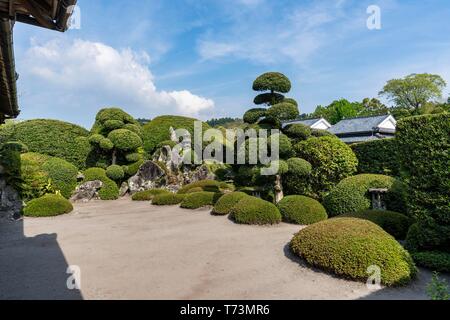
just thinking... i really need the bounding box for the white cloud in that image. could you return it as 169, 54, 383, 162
22, 38, 214, 119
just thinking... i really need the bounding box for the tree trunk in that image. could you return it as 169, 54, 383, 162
112, 149, 117, 165
274, 174, 284, 203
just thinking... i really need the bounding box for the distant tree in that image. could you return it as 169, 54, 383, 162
379, 73, 446, 111
206, 117, 242, 127
136, 118, 151, 125
312, 99, 362, 124
253, 72, 292, 106
359, 98, 389, 116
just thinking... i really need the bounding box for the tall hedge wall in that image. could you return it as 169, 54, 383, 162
1, 119, 91, 169
397, 114, 450, 252
351, 139, 399, 176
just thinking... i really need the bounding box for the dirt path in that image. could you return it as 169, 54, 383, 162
0, 198, 443, 300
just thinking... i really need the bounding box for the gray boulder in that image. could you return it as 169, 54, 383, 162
128, 161, 166, 194
0, 177, 23, 220
70, 180, 103, 203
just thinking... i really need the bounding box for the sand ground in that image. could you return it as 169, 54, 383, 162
0, 198, 445, 300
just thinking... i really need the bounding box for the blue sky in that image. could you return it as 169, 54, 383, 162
12, 0, 450, 128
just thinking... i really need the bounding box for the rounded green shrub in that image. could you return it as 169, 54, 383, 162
132, 189, 170, 201
106, 165, 125, 181
104, 120, 124, 131
124, 160, 144, 176
4, 119, 90, 169
230, 196, 282, 225
42, 157, 78, 199
278, 195, 327, 225
177, 180, 234, 194
152, 193, 186, 206
125, 153, 143, 163
23, 194, 73, 217
340, 210, 412, 240
156, 140, 177, 149
253, 72, 291, 93
290, 218, 417, 286
180, 192, 222, 209
123, 124, 143, 138
243, 108, 268, 124
83, 168, 119, 200
142, 115, 210, 153
283, 124, 312, 141
212, 192, 249, 215
287, 158, 312, 176
323, 174, 405, 217
92, 108, 138, 134
99, 138, 114, 151
253, 93, 284, 106
267, 103, 299, 121
2, 141, 28, 153
269, 133, 294, 159
20, 153, 51, 201
411, 251, 450, 273
296, 136, 358, 196
108, 129, 143, 151
89, 134, 104, 145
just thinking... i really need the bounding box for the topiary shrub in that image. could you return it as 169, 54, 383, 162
243, 108, 268, 124
83, 168, 119, 200
107, 129, 143, 152
180, 192, 222, 209
2, 119, 91, 169
397, 114, 450, 253
177, 180, 234, 194
42, 157, 78, 199
411, 251, 450, 273
340, 210, 412, 240
132, 189, 170, 201
283, 124, 312, 142
106, 165, 125, 181
282, 158, 312, 196
142, 115, 210, 153
278, 195, 327, 225
230, 196, 282, 225
23, 194, 73, 217
267, 103, 299, 122
295, 136, 358, 197
212, 192, 249, 216
290, 218, 417, 286
269, 133, 294, 159
351, 139, 399, 176
323, 174, 406, 217
152, 193, 186, 206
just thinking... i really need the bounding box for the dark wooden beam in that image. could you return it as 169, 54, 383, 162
19, 0, 55, 30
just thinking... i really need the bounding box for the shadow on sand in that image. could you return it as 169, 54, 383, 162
0, 217, 83, 300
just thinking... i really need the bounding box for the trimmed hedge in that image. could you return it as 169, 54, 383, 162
142, 115, 210, 153
411, 251, 450, 273
83, 168, 119, 200
295, 136, 358, 197
278, 195, 328, 225
269, 133, 295, 159
267, 103, 299, 122
107, 129, 143, 152
106, 165, 125, 181
2, 119, 91, 169
23, 194, 73, 217
243, 108, 267, 124
283, 124, 312, 142
340, 210, 412, 240
42, 157, 78, 199
230, 196, 282, 225
132, 189, 170, 201
397, 114, 450, 253
351, 139, 399, 175
212, 192, 249, 215
323, 174, 407, 217
177, 180, 234, 194
290, 218, 417, 286
180, 192, 222, 209
152, 193, 186, 206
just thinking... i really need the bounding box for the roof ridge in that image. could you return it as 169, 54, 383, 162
339, 114, 391, 121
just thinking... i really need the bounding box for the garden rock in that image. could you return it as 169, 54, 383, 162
119, 182, 129, 197
0, 177, 23, 220
128, 161, 166, 194
70, 180, 103, 202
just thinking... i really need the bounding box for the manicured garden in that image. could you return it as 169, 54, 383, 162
0, 72, 448, 292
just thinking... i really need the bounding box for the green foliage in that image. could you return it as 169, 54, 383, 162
295, 136, 358, 197
243, 108, 267, 124
206, 117, 242, 128
323, 174, 406, 217
83, 168, 119, 200
180, 192, 222, 209
152, 193, 186, 205
413, 252, 450, 273
42, 158, 78, 199
253, 93, 285, 106
283, 124, 312, 142
230, 196, 282, 225
283, 98, 298, 107
23, 194, 73, 217
269, 133, 294, 159
267, 103, 299, 121
124, 159, 144, 176
123, 123, 144, 137
107, 129, 143, 152
253, 72, 291, 94
92, 108, 138, 134
1, 141, 28, 153
286, 158, 312, 176
312, 99, 363, 125
106, 165, 125, 181
0, 143, 22, 192
99, 138, 114, 151
132, 189, 170, 201
212, 192, 249, 216
340, 210, 412, 240
379, 74, 446, 110
397, 114, 450, 252
104, 120, 125, 131
125, 153, 142, 163
19, 153, 51, 201
278, 195, 327, 225
142, 115, 210, 153
177, 180, 234, 194
1, 119, 90, 169
351, 139, 399, 175
427, 272, 450, 300
290, 218, 417, 286
156, 140, 177, 149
